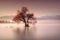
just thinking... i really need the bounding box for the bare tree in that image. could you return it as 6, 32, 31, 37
13, 7, 36, 40
13, 7, 36, 27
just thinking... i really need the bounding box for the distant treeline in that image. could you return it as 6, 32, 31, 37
0, 20, 13, 23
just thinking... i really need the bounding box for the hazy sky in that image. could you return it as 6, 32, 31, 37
0, 0, 60, 17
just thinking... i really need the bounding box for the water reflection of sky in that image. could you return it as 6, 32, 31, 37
0, 20, 60, 39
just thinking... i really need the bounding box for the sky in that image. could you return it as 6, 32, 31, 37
0, 0, 60, 17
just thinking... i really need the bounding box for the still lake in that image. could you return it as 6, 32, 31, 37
0, 20, 60, 40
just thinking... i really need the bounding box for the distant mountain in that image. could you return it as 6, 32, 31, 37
0, 16, 14, 20
36, 15, 60, 20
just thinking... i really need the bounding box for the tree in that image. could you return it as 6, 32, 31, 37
13, 7, 36, 27
13, 7, 37, 39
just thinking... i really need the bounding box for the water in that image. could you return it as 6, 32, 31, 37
0, 20, 60, 40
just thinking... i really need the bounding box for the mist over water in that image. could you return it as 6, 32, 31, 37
0, 20, 60, 40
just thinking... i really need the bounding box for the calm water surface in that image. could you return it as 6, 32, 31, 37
0, 20, 60, 40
